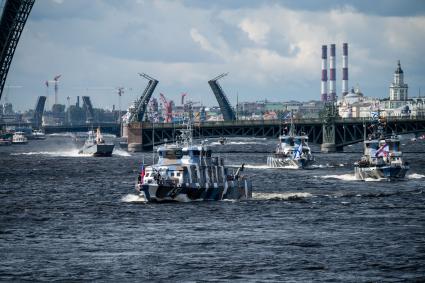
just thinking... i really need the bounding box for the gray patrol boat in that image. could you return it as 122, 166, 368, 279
78, 128, 114, 157
354, 113, 409, 180
135, 124, 252, 202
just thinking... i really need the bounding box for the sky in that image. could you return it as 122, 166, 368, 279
2, 0, 425, 111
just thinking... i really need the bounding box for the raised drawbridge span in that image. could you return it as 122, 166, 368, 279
208, 73, 236, 121
0, 0, 35, 100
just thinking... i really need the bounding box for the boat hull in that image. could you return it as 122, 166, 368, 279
137, 180, 252, 202
0, 139, 12, 146
354, 165, 409, 180
267, 156, 314, 169
79, 144, 115, 157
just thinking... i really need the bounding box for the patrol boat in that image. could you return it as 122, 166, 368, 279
354, 113, 409, 180
267, 117, 314, 169
135, 124, 252, 202
78, 128, 114, 157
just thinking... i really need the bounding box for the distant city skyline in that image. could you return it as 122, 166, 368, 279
3, 0, 425, 111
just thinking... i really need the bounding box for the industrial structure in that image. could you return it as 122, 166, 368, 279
208, 73, 236, 121
329, 44, 336, 102
0, 0, 35, 100
321, 43, 349, 102
342, 43, 349, 96
321, 45, 328, 102
159, 93, 173, 123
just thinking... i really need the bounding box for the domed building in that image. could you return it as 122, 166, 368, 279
337, 85, 375, 118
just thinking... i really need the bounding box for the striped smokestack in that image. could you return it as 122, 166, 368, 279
328, 44, 336, 102
321, 45, 328, 102
342, 43, 348, 96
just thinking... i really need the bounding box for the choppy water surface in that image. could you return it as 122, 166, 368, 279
1, 135, 425, 281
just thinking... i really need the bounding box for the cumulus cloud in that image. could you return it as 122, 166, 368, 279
238, 18, 270, 45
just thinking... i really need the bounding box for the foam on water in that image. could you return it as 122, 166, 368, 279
10, 149, 87, 157
253, 192, 312, 200
312, 163, 343, 168
209, 141, 263, 145
113, 149, 131, 157
318, 174, 357, 181
408, 173, 425, 179
121, 194, 147, 203
319, 174, 389, 182
47, 133, 74, 137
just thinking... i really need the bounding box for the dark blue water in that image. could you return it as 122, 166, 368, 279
1, 135, 425, 282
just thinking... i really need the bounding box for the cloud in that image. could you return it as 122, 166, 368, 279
4, 0, 425, 111
238, 18, 270, 45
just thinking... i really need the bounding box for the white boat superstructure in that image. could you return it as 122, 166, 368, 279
267, 133, 314, 168
32, 129, 46, 140
12, 131, 28, 144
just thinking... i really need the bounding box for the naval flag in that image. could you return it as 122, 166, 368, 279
293, 143, 303, 160
375, 143, 389, 157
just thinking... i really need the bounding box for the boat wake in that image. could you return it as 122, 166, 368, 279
113, 149, 131, 156
312, 163, 345, 168
10, 149, 87, 157
407, 173, 425, 179
209, 141, 260, 146
47, 133, 74, 137
318, 174, 389, 182
121, 194, 147, 203
318, 174, 357, 181
253, 192, 312, 201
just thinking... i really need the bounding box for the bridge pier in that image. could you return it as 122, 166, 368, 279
321, 103, 339, 153
127, 123, 143, 152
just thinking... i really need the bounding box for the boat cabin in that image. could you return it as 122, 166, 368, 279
279, 135, 309, 147
363, 137, 403, 164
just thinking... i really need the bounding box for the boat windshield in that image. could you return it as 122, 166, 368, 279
388, 140, 400, 152
280, 137, 295, 146
158, 149, 183, 159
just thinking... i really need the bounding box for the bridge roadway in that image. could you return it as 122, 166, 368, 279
42, 122, 121, 136
126, 117, 425, 151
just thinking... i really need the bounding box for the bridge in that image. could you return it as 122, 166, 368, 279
0, 0, 35, 100
126, 117, 425, 152
42, 122, 121, 135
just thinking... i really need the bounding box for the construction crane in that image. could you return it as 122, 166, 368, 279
181, 92, 187, 105
53, 75, 61, 105
159, 93, 173, 123
45, 74, 62, 106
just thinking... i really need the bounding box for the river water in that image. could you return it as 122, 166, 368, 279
1, 134, 424, 282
